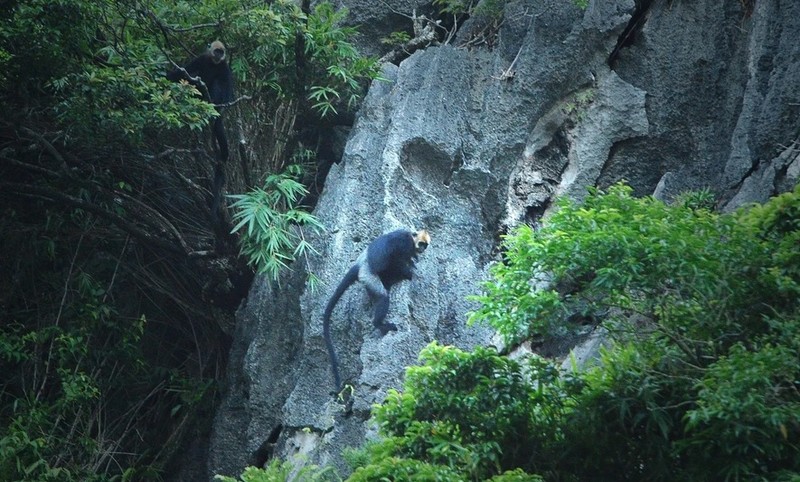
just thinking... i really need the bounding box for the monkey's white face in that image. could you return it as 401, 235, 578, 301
209, 41, 226, 64
414, 230, 431, 253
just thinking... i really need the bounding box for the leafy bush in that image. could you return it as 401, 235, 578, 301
348, 457, 463, 482
53, 65, 217, 147
352, 343, 550, 481
0, 277, 195, 481
224, 0, 380, 117
229, 165, 324, 282
351, 183, 798, 481
488, 469, 544, 482
0, 0, 375, 480
469, 183, 800, 480
216, 458, 338, 482
470, 184, 773, 347
682, 335, 800, 479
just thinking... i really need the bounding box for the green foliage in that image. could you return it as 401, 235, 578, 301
54, 65, 217, 146
348, 459, 542, 482
1, 0, 99, 92
1, 1, 219, 150
681, 334, 800, 480
2, 0, 379, 149
353, 343, 551, 481
474, 0, 509, 19
467, 182, 800, 480
433, 0, 476, 16
561, 88, 596, 123
488, 469, 544, 482
0, 274, 204, 481
229, 165, 324, 281
470, 183, 765, 345
675, 187, 717, 211
381, 31, 412, 46
303, 3, 381, 114
215, 458, 339, 482
1, 0, 375, 479
348, 457, 463, 482
434, 0, 507, 20
222, 0, 380, 117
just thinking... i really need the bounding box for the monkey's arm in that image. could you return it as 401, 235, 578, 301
167, 55, 200, 82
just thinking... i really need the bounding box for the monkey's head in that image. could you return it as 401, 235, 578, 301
413, 230, 431, 254
209, 40, 226, 64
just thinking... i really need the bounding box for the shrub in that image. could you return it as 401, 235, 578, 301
470, 183, 800, 480
354, 343, 552, 481
342, 184, 799, 481
216, 458, 338, 482
347, 457, 463, 482
229, 165, 323, 282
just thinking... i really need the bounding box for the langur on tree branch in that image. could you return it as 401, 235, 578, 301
167, 40, 235, 246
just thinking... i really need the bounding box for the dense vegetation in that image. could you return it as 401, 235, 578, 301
357, 184, 800, 481
224, 184, 799, 481
3, 0, 798, 480
0, 0, 378, 479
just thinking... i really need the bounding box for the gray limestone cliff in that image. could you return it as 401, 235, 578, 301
202, 0, 800, 479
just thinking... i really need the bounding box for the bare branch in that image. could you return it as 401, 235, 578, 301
379, 10, 441, 65
215, 95, 253, 109
20, 127, 69, 171
1, 182, 184, 255
0, 154, 61, 178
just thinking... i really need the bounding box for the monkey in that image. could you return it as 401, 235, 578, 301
167, 40, 235, 249
322, 229, 431, 390
167, 39, 233, 159
167, 40, 234, 107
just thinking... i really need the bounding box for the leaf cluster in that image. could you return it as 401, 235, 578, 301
0, 0, 375, 480
54, 65, 217, 146
471, 184, 767, 347
466, 182, 800, 480
217, 0, 380, 118
215, 457, 338, 482
229, 165, 323, 282
2, 1, 220, 151
0, 273, 208, 481
350, 343, 552, 481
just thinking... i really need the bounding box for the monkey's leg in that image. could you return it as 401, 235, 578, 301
362, 274, 397, 335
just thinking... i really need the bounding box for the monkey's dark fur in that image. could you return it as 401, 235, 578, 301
167, 41, 234, 242
323, 229, 430, 391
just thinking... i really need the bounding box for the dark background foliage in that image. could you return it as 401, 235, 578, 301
0, 0, 377, 479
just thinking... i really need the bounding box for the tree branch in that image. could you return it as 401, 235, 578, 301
1, 182, 184, 255
379, 10, 441, 65
20, 127, 69, 171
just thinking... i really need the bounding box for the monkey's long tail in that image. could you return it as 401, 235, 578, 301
211, 116, 230, 252
212, 116, 229, 163
322, 265, 358, 391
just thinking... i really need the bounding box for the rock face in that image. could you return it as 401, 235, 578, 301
205, 0, 800, 479
326, 0, 433, 57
